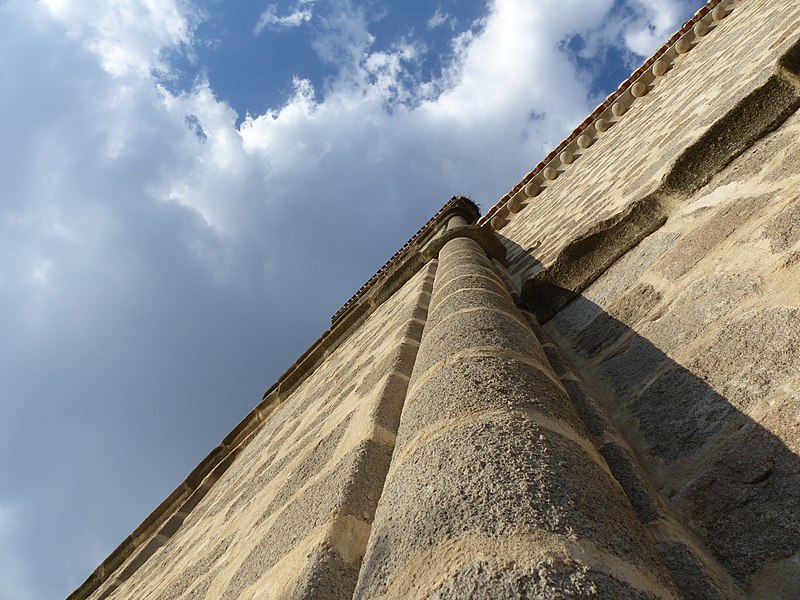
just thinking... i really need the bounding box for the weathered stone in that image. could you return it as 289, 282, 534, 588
573, 283, 661, 358
642, 271, 760, 354
762, 201, 800, 252
599, 443, 664, 524
672, 420, 800, 586
689, 306, 800, 412
655, 540, 733, 600
562, 378, 615, 438
402, 354, 587, 448
596, 336, 668, 399
426, 556, 666, 599
355, 232, 678, 599
632, 365, 732, 463
656, 194, 770, 281
355, 419, 674, 598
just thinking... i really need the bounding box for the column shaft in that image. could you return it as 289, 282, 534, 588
353, 234, 679, 599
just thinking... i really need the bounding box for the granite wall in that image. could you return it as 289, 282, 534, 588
73, 0, 800, 598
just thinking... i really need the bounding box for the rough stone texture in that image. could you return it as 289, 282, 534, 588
670, 419, 800, 584
86, 264, 437, 600
355, 235, 679, 599
499, 0, 800, 286
573, 283, 662, 357
551, 230, 679, 338
425, 560, 666, 600
539, 79, 800, 595
599, 442, 665, 524
75, 3, 800, 599
654, 193, 771, 282
762, 200, 800, 252
632, 365, 733, 463
655, 540, 729, 600
688, 306, 800, 413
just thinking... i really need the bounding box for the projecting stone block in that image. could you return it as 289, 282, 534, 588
577, 133, 594, 148
524, 180, 540, 197
675, 36, 692, 54
631, 81, 649, 98
652, 59, 669, 77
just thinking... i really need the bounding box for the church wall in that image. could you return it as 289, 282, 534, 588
495, 0, 800, 286
489, 0, 800, 594
544, 108, 800, 595
72, 1, 800, 597
86, 263, 437, 600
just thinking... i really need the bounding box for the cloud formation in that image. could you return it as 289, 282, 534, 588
427, 8, 450, 30
0, 0, 700, 597
255, 0, 315, 34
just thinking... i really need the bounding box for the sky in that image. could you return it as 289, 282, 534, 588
0, 0, 704, 597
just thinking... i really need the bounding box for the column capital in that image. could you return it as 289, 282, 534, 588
422, 224, 507, 265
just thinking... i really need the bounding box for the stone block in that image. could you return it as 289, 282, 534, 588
356, 418, 673, 598
599, 443, 664, 524
689, 306, 800, 412
671, 420, 800, 586
413, 307, 541, 375
562, 378, 615, 438
762, 201, 800, 253
656, 194, 770, 281
655, 540, 733, 600
631, 365, 732, 463
596, 336, 668, 399
401, 354, 586, 452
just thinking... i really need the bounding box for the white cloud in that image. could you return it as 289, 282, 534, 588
255, 1, 314, 34
40, 0, 200, 76
0, 0, 699, 597
624, 0, 693, 56
427, 8, 450, 30
571, 0, 694, 64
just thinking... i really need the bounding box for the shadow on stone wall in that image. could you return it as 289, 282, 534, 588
513, 260, 800, 597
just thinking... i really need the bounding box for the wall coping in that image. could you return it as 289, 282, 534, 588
478, 0, 727, 229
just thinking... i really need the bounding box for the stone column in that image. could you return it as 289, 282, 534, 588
353, 226, 680, 598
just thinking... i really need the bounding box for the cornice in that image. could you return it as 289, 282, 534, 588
479, 0, 732, 230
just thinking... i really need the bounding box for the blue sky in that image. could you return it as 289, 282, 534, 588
0, 0, 703, 597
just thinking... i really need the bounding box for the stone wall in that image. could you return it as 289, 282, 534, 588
490, 0, 800, 596
84, 264, 436, 600
73, 0, 800, 597
493, 0, 800, 288
542, 106, 800, 597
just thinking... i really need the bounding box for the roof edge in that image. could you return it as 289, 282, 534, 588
478, 0, 726, 228
68, 195, 480, 600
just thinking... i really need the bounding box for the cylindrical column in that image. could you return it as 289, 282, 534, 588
446, 214, 468, 230
353, 234, 680, 598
